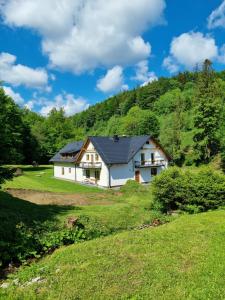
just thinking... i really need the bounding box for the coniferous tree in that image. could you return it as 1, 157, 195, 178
193, 60, 223, 163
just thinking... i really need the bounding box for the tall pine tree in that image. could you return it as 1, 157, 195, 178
193, 60, 223, 163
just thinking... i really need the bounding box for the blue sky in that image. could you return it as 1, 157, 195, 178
0, 0, 225, 115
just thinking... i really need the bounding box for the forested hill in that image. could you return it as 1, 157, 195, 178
0, 60, 225, 168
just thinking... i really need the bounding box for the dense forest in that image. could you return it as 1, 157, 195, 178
1, 60, 225, 169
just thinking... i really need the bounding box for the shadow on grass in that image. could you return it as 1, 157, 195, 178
20, 166, 53, 172
0, 191, 79, 275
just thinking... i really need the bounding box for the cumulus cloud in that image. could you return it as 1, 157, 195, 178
39, 93, 90, 116
97, 66, 126, 93
24, 100, 35, 110
0, 52, 49, 88
162, 56, 179, 74
2, 85, 24, 105
163, 32, 218, 73
208, 1, 225, 29
0, 0, 166, 73
133, 60, 158, 86
218, 44, 225, 64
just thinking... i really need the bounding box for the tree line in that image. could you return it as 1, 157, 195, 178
0, 60, 224, 170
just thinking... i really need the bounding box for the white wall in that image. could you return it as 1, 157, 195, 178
133, 139, 168, 166
110, 160, 134, 187
54, 163, 76, 181
74, 167, 83, 183
79, 141, 109, 187
140, 168, 150, 183
133, 139, 168, 183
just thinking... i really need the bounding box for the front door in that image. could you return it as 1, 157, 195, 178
135, 170, 140, 183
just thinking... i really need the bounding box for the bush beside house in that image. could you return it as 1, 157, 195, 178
152, 167, 225, 213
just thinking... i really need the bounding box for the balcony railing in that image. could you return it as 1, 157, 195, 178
135, 160, 166, 168
79, 162, 102, 169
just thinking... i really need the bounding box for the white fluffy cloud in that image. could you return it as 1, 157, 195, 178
133, 60, 158, 86
162, 56, 179, 74
0, 0, 166, 73
0, 52, 49, 88
97, 66, 126, 93
208, 1, 225, 29
2, 85, 24, 105
163, 32, 218, 73
39, 93, 89, 116
218, 44, 225, 64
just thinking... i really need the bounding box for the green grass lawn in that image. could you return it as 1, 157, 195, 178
3, 165, 102, 193
2, 166, 169, 237
0, 184, 168, 275
2, 165, 224, 299
0, 187, 166, 244
1, 210, 225, 300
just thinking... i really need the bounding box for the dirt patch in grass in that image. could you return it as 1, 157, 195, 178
5, 188, 113, 206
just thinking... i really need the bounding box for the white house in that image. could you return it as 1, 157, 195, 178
50, 135, 170, 188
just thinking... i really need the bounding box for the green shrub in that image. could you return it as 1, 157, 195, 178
152, 167, 225, 213
120, 180, 147, 194
0, 166, 14, 186
0, 221, 85, 267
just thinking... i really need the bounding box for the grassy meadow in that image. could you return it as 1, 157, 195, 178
3, 165, 101, 193
1, 166, 167, 235
1, 165, 225, 299
1, 210, 225, 299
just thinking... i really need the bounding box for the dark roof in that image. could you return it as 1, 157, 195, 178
89, 136, 150, 164
59, 141, 83, 154
50, 141, 83, 163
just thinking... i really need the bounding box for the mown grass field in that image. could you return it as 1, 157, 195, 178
1, 210, 225, 299
3, 165, 101, 193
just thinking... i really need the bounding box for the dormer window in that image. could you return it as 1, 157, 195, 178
95, 154, 99, 161
86, 154, 89, 161
146, 141, 150, 144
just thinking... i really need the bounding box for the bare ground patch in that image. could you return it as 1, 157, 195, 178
5, 188, 114, 206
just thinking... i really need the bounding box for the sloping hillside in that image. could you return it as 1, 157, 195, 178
1, 63, 225, 168
1, 210, 225, 299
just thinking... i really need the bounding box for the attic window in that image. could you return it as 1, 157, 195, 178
95, 154, 99, 161
86, 154, 89, 161
146, 141, 150, 144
